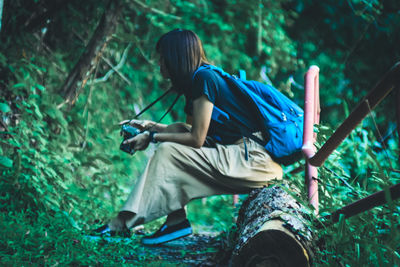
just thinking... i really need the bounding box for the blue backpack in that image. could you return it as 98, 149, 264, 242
193, 65, 304, 165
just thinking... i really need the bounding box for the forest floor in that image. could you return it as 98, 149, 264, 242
126, 233, 227, 266
88, 230, 230, 266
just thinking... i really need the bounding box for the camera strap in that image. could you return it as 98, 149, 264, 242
133, 87, 181, 129
134, 88, 173, 118
154, 93, 181, 124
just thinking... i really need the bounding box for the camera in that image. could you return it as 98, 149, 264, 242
120, 124, 141, 155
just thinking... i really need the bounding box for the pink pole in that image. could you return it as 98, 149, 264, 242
303, 66, 320, 214
233, 194, 239, 206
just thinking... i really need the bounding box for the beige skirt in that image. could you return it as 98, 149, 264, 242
121, 135, 283, 228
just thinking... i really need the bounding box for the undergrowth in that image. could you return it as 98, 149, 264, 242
1, 0, 400, 265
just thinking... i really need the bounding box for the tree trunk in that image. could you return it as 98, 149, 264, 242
60, 0, 122, 106
230, 186, 313, 267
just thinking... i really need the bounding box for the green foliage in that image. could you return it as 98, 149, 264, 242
286, 0, 400, 127
285, 121, 400, 266
1, 0, 399, 265
187, 195, 237, 232
0, 210, 157, 266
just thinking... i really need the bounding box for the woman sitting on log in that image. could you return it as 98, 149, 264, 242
93, 29, 283, 245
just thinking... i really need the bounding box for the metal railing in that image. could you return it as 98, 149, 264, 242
303, 62, 400, 220
303, 66, 320, 213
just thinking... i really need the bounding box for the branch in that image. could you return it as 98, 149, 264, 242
259, 66, 273, 86
343, 21, 372, 65
289, 75, 304, 90
133, 36, 155, 65
131, 0, 182, 20
81, 62, 99, 150
87, 44, 132, 85
59, 0, 123, 106
71, 30, 131, 85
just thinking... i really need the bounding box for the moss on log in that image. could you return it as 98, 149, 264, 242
230, 186, 313, 267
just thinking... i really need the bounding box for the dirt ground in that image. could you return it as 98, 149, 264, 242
125, 233, 231, 266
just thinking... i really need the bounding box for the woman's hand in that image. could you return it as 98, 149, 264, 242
123, 131, 150, 151
119, 119, 155, 131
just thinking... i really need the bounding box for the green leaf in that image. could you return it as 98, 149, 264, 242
35, 84, 45, 91
0, 103, 11, 113
31, 103, 43, 119
12, 83, 26, 89
62, 211, 81, 230
0, 156, 13, 168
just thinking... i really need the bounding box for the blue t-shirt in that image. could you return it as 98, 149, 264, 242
184, 67, 260, 144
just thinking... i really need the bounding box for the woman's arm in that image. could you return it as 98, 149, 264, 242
125, 95, 213, 150
154, 95, 213, 147
186, 115, 193, 125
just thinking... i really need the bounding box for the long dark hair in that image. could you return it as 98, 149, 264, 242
156, 29, 209, 93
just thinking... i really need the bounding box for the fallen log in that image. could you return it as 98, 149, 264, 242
230, 185, 313, 267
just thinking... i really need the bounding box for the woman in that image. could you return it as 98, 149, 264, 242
95, 29, 282, 245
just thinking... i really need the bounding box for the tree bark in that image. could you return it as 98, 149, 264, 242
60, 0, 122, 106
230, 186, 313, 267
